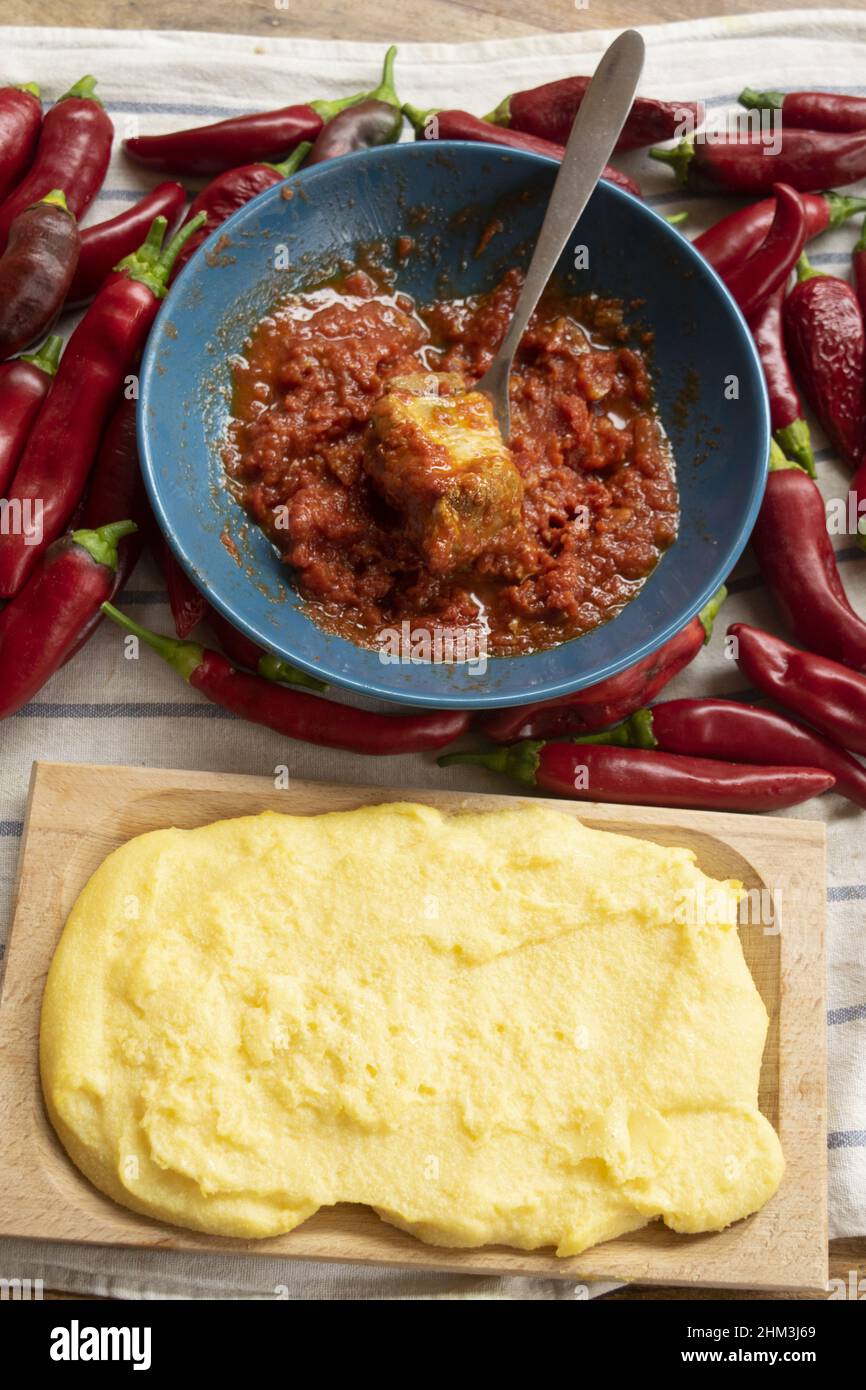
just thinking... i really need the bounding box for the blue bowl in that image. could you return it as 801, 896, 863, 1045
139, 141, 768, 709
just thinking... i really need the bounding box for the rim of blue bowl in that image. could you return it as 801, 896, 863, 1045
139, 140, 770, 709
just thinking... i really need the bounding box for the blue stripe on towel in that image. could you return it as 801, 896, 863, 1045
829, 1130, 866, 1149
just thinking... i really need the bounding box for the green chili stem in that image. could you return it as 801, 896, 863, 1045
102, 602, 204, 681
698, 584, 727, 643
20, 334, 63, 377
72, 521, 137, 571
738, 87, 785, 112
648, 139, 694, 184
59, 75, 100, 104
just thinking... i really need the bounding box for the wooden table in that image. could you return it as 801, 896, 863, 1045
8, 0, 865, 1303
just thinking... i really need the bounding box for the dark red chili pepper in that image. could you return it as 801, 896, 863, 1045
0, 334, 61, 495
730, 621, 866, 756
486, 77, 701, 152
0, 190, 79, 360
749, 287, 814, 474
440, 740, 833, 811
740, 87, 866, 134
168, 141, 309, 283
66, 182, 185, 307
572, 697, 866, 809
0, 213, 205, 598
156, 538, 207, 639
694, 190, 866, 280
853, 217, 866, 321
0, 77, 112, 253
402, 104, 641, 198
203, 601, 326, 690
102, 604, 471, 754
0, 521, 136, 720
720, 183, 806, 321
851, 454, 866, 554
0, 83, 42, 203
307, 48, 402, 163
650, 130, 866, 194
750, 444, 866, 669
81, 397, 146, 592
476, 585, 726, 744
784, 251, 866, 469
121, 53, 395, 176
58, 398, 147, 664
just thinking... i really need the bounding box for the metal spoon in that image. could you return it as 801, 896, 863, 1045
476, 28, 646, 441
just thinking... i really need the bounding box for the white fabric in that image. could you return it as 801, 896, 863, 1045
1, 9, 864, 1299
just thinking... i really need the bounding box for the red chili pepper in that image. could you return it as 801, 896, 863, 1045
650, 130, 866, 194
573, 697, 866, 809
155, 538, 207, 639
853, 217, 866, 321
0, 190, 80, 360
784, 251, 866, 469
0, 334, 62, 494
81, 397, 146, 591
0, 83, 42, 203
203, 601, 326, 690
749, 286, 814, 474
120, 55, 394, 176
307, 48, 402, 163
851, 454, 866, 554
740, 87, 866, 134
694, 190, 866, 280
402, 104, 641, 198
440, 739, 833, 811
0, 521, 136, 719
486, 77, 701, 152
0, 77, 112, 253
730, 621, 866, 756
720, 183, 806, 321
168, 141, 310, 283
0, 213, 205, 598
476, 585, 726, 744
750, 444, 866, 669
102, 603, 471, 754
67, 182, 185, 307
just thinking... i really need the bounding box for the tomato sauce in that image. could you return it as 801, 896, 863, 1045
225, 268, 678, 656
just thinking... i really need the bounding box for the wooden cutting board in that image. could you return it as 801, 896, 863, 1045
0, 761, 828, 1292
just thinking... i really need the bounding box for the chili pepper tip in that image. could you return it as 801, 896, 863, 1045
738, 87, 784, 112
258, 650, 327, 692
101, 602, 204, 681
19, 334, 63, 377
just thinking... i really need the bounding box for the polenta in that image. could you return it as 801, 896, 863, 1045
40, 802, 784, 1253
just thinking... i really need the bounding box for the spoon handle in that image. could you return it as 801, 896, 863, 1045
486, 29, 646, 435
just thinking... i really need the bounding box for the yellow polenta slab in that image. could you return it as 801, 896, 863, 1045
40, 803, 784, 1254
